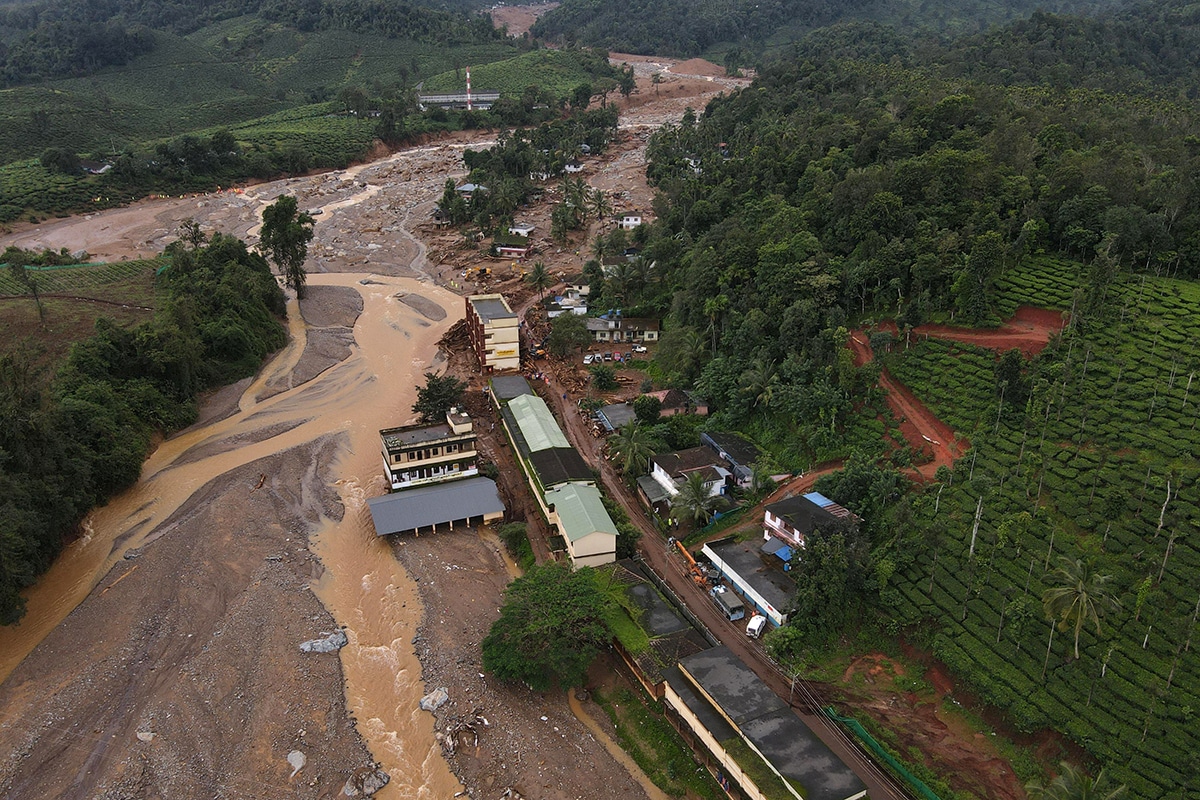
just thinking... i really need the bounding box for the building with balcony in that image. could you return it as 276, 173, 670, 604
762, 492, 856, 550
380, 408, 478, 492
466, 294, 520, 373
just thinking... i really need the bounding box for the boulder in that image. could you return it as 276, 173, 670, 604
419, 687, 449, 712
299, 630, 348, 653
343, 765, 390, 797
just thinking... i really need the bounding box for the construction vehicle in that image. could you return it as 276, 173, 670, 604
675, 540, 710, 589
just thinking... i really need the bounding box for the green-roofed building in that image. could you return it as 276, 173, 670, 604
545, 484, 617, 567
506, 394, 571, 452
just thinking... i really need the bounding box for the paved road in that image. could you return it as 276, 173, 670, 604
525, 353, 913, 800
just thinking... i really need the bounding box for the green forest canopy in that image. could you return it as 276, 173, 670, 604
615, 9, 1200, 798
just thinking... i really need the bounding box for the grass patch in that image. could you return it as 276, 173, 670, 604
720, 735, 798, 800
593, 686, 723, 799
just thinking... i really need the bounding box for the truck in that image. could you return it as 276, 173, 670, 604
711, 585, 745, 622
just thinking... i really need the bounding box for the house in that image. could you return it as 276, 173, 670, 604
545, 298, 588, 319
367, 476, 505, 536
508, 223, 535, 237
701, 537, 795, 628
493, 233, 531, 258
455, 182, 487, 195
418, 91, 500, 110
636, 475, 673, 516
586, 311, 660, 343
595, 401, 637, 433
649, 447, 731, 500
618, 212, 644, 230
665, 647, 868, 800
762, 492, 855, 550
562, 273, 590, 303
545, 483, 617, 567
379, 408, 478, 491
564, 159, 585, 173
431, 206, 452, 227
643, 389, 705, 418
701, 431, 760, 486
465, 294, 520, 373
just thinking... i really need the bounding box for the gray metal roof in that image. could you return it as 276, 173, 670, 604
367, 477, 504, 536
529, 447, 593, 490
679, 646, 867, 800
705, 537, 796, 615
701, 431, 760, 468
468, 295, 516, 323
636, 474, 671, 505
596, 402, 636, 432
490, 375, 533, 404
765, 495, 843, 537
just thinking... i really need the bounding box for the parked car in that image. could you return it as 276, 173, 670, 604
583, 354, 594, 365
746, 614, 768, 639
603, 352, 613, 361
632, 344, 648, 353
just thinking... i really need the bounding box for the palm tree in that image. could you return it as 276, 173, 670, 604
525, 260, 552, 301
1026, 762, 1127, 800
674, 471, 720, 526
607, 422, 657, 477
1042, 556, 1120, 659
588, 188, 612, 225
740, 358, 780, 409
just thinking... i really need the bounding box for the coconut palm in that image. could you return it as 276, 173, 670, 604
588, 188, 612, 224
1042, 556, 1120, 659
525, 260, 553, 301
740, 358, 780, 409
607, 422, 657, 477
674, 471, 721, 526
1026, 762, 1127, 800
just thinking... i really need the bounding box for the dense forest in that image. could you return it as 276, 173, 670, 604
0, 0, 500, 84
531, 0, 1127, 59
614, 7, 1200, 798
0, 235, 286, 623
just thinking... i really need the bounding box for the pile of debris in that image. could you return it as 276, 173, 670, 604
435, 707, 492, 756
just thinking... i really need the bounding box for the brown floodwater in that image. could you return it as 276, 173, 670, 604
0, 268, 465, 798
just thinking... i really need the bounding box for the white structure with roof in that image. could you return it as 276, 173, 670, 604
465, 294, 520, 373
546, 483, 617, 567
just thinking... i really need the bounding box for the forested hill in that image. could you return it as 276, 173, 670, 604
619, 11, 1200, 798
0, 0, 500, 85
530, 0, 1126, 59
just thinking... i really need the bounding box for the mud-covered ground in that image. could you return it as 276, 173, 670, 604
0, 56, 740, 800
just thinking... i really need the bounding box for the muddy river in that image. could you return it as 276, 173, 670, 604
0, 144, 476, 797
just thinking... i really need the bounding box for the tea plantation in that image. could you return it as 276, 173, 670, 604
885, 256, 1200, 799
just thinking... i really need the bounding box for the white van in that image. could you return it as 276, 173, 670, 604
746, 615, 768, 639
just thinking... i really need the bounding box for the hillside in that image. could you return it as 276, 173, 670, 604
530, 0, 1127, 59
614, 8, 1200, 795
885, 256, 1200, 799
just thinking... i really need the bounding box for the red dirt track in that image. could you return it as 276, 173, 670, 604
879, 305, 1066, 358
851, 306, 1067, 479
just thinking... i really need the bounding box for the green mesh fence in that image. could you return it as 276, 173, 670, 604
823, 706, 942, 800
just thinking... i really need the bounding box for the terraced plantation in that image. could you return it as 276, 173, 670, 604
884, 256, 1200, 798
421, 49, 608, 96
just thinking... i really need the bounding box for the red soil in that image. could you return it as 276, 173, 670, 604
880, 306, 1066, 358
852, 307, 1067, 480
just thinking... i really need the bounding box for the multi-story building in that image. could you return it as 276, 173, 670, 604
380, 407, 478, 491
465, 294, 520, 373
